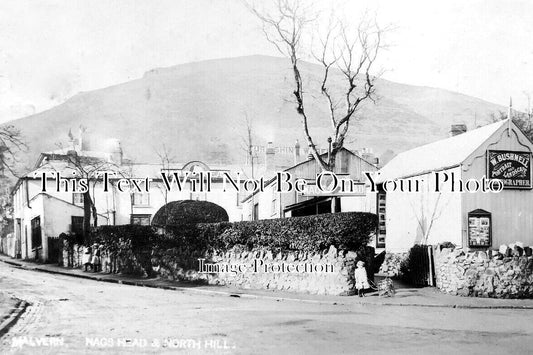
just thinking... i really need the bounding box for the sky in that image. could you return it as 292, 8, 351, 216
0, 0, 531, 123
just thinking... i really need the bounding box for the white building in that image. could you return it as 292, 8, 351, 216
11, 145, 246, 262
375, 119, 533, 253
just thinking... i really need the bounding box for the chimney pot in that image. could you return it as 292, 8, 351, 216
294, 140, 301, 164
450, 124, 467, 137
265, 141, 275, 171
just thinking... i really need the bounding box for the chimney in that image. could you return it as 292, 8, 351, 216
265, 141, 275, 172
449, 124, 467, 137
108, 139, 123, 165
78, 126, 90, 151
294, 140, 301, 164
361, 147, 375, 163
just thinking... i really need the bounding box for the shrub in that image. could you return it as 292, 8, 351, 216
151, 200, 229, 227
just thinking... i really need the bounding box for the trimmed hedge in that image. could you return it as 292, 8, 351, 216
90, 212, 377, 254
197, 212, 377, 253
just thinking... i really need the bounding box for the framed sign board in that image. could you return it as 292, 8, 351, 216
467, 209, 491, 247
487, 150, 532, 189
376, 192, 386, 248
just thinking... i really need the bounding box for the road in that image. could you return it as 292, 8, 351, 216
0, 262, 532, 354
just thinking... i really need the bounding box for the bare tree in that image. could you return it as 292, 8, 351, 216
65, 151, 121, 241
490, 108, 533, 141
408, 192, 450, 245
55, 131, 123, 243
0, 124, 26, 176
247, 0, 386, 171
239, 111, 257, 179
155, 144, 175, 224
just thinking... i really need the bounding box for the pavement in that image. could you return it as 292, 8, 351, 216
2, 254, 533, 309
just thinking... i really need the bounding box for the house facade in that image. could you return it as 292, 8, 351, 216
375, 119, 533, 253
11, 145, 246, 262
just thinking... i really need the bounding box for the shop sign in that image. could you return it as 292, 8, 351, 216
486, 150, 532, 189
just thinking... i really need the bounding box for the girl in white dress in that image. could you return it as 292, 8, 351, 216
354, 261, 370, 297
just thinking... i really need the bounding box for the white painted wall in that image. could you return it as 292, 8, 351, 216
384, 168, 462, 253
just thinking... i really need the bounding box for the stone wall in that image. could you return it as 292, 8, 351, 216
378, 252, 407, 277
434, 244, 533, 298
154, 245, 363, 296
59, 241, 376, 296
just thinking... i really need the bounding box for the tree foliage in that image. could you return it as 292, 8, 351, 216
0, 124, 26, 176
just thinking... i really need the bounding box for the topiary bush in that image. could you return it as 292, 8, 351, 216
151, 200, 229, 227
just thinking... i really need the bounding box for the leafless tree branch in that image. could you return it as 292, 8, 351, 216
247, 0, 387, 171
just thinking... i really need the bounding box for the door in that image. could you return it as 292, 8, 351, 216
15, 219, 21, 258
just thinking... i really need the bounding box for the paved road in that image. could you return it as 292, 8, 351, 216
0, 262, 532, 354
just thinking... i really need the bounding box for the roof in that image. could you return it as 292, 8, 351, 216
375, 120, 508, 182
240, 147, 377, 203
12, 152, 248, 195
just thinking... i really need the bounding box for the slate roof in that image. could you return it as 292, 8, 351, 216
375, 120, 508, 182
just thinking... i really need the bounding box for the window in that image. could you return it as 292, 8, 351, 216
73, 193, 84, 205
31, 216, 42, 249
131, 214, 151, 225
71, 216, 84, 236
271, 198, 277, 216
252, 203, 259, 221
132, 192, 150, 206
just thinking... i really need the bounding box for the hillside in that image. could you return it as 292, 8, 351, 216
6, 55, 505, 171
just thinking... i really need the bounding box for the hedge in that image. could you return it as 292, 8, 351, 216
197, 212, 378, 253
89, 212, 376, 254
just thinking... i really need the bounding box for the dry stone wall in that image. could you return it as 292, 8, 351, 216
155, 245, 362, 295
378, 252, 407, 277
434, 243, 533, 298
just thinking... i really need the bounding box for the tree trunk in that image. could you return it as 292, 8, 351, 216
83, 191, 91, 244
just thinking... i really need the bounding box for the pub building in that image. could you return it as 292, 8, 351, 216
373, 118, 533, 253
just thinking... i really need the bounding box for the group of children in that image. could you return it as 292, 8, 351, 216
82, 240, 121, 273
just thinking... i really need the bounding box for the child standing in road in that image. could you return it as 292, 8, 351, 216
354, 261, 370, 297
